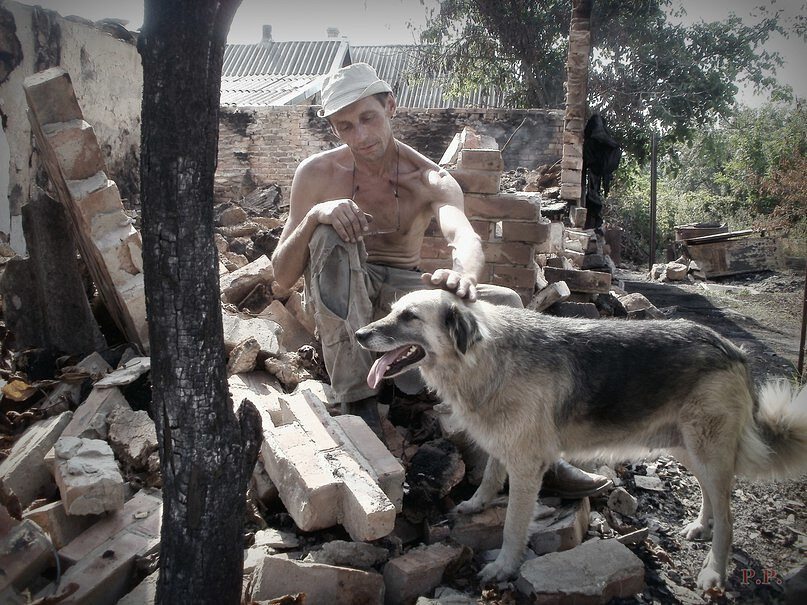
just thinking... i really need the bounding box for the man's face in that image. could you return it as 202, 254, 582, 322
330, 94, 396, 161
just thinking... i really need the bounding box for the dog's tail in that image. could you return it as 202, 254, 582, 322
736, 379, 807, 480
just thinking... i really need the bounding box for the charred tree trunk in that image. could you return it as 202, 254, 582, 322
137, 2, 261, 603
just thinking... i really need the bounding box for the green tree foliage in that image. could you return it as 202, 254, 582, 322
606, 101, 806, 263
417, 0, 794, 160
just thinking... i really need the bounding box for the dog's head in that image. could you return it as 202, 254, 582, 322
355, 289, 483, 389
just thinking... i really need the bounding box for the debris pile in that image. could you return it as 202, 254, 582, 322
2, 74, 802, 605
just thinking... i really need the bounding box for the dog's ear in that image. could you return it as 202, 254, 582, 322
444, 302, 481, 355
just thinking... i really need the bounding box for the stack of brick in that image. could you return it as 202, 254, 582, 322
559, 0, 593, 205
23, 67, 149, 353
424, 133, 553, 304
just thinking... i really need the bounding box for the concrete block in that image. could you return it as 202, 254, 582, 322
481, 241, 534, 265
260, 299, 315, 352
22, 501, 97, 549
63, 386, 129, 440
335, 414, 405, 512
41, 119, 105, 181
261, 422, 342, 531
59, 489, 162, 565
529, 498, 590, 555
41, 530, 160, 605
544, 267, 611, 294
94, 357, 150, 388
285, 290, 317, 336
22, 67, 83, 125
107, 406, 158, 469
306, 540, 389, 569
116, 570, 158, 605
551, 301, 600, 319
464, 193, 541, 221
383, 543, 465, 605
277, 391, 340, 451
228, 371, 283, 427
528, 281, 571, 313
618, 293, 665, 320
254, 527, 300, 550
251, 556, 385, 605
251, 457, 278, 504
0, 520, 52, 592
608, 487, 638, 517
0, 411, 73, 508
297, 383, 403, 505
490, 264, 538, 292
517, 538, 644, 602
53, 436, 125, 515
326, 448, 397, 542
222, 311, 282, 357
71, 181, 122, 225
265, 382, 400, 539
501, 220, 551, 244
227, 336, 261, 375
458, 148, 504, 171
219, 254, 274, 304
450, 504, 507, 552
90, 210, 135, 241
449, 167, 501, 194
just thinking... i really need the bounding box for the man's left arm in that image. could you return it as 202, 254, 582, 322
422, 169, 484, 301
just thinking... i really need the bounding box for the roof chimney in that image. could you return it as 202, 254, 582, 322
326, 27, 340, 39
262, 24, 273, 43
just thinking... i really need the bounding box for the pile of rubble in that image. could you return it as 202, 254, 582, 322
4, 69, 801, 604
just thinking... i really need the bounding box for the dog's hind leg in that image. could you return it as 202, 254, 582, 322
479, 461, 549, 583
679, 438, 736, 590
455, 456, 507, 514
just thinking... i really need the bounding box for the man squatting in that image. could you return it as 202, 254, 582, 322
270, 63, 610, 498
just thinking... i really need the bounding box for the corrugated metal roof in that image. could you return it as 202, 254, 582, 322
223, 40, 349, 76
221, 40, 348, 106
218, 41, 509, 109
221, 74, 324, 107
351, 45, 508, 109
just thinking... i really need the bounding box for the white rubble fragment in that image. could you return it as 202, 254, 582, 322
53, 436, 124, 515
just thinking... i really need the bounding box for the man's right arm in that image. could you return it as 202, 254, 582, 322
271, 159, 369, 290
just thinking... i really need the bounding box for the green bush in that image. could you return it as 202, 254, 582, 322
603, 101, 805, 265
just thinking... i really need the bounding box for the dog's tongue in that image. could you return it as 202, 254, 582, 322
367, 346, 409, 389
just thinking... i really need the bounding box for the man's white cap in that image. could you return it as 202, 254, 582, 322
317, 63, 393, 118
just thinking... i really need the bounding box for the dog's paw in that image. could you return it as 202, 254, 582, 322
696, 567, 723, 591
454, 496, 487, 515
680, 519, 713, 541
478, 556, 519, 584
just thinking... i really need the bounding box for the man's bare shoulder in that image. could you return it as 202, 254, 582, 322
296, 145, 352, 178
397, 142, 460, 198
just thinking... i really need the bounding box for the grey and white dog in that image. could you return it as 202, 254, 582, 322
355, 289, 807, 590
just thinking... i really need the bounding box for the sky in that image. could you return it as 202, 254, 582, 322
17, 0, 807, 105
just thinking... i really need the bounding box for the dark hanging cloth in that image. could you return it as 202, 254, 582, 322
583, 114, 622, 231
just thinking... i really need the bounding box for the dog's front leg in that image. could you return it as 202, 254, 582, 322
479, 463, 547, 583
455, 455, 507, 514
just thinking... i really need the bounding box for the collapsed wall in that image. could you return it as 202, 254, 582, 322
0, 0, 142, 254
215, 105, 564, 205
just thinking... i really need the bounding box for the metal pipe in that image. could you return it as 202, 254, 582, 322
799, 262, 807, 382
648, 131, 657, 271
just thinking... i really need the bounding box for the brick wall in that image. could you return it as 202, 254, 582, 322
214, 105, 563, 205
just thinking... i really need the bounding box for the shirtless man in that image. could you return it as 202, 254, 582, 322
272, 63, 610, 497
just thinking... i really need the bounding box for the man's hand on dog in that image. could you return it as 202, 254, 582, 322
421, 269, 478, 301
